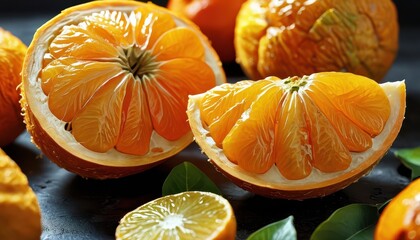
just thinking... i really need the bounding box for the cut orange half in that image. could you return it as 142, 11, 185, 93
20, 0, 225, 179
187, 72, 406, 199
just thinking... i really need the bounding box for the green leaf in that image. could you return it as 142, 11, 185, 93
162, 161, 221, 196
310, 204, 379, 240
247, 216, 297, 240
394, 147, 420, 180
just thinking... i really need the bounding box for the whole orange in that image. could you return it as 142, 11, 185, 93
168, 0, 246, 62
375, 178, 420, 240
0, 28, 27, 146
234, 0, 399, 82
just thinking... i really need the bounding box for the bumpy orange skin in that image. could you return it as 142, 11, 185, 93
375, 179, 420, 240
0, 149, 42, 240
234, 0, 399, 82
168, 0, 246, 62
0, 28, 27, 147
20, 0, 224, 179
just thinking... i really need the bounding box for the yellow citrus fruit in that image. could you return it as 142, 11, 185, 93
115, 191, 236, 240
375, 178, 420, 240
0, 28, 27, 147
234, 0, 399, 82
0, 148, 41, 240
20, 0, 225, 179
187, 72, 405, 199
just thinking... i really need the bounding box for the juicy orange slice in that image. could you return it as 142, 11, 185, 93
21, 0, 225, 179
115, 191, 236, 240
0, 149, 41, 240
375, 178, 420, 240
187, 72, 406, 199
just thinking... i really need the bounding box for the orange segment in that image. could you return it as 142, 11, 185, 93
152, 27, 205, 61
72, 74, 129, 153
84, 10, 136, 48
200, 80, 270, 128
223, 84, 283, 172
116, 80, 153, 155
42, 59, 122, 122
300, 92, 351, 172
48, 24, 119, 60
308, 72, 391, 136
274, 91, 313, 180
134, 6, 177, 49
145, 58, 215, 140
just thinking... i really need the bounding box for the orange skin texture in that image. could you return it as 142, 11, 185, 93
168, 0, 246, 62
0, 28, 26, 146
234, 0, 399, 82
375, 178, 420, 240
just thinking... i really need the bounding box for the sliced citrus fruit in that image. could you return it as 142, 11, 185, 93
0, 148, 42, 240
115, 191, 236, 240
20, 0, 225, 179
234, 0, 399, 82
0, 28, 27, 147
375, 178, 420, 240
187, 72, 406, 199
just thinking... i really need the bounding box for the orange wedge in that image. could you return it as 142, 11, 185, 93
20, 0, 225, 179
187, 72, 405, 199
115, 191, 236, 240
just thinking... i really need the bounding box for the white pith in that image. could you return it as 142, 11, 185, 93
188, 81, 405, 189
23, 2, 225, 167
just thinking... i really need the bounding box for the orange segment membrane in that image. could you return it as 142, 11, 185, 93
116, 79, 153, 155
308, 72, 391, 136
48, 24, 119, 60
134, 6, 177, 49
274, 91, 313, 180
72, 74, 129, 153
223, 84, 283, 172
42, 59, 122, 122
152, 27, 205, 61
145, 58, 215, 140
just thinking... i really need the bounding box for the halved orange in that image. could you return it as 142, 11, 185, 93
375, 178, 420, 240
0, 149, 41, 240
20, 0, 225, 179
187, 72, 406, 199
115, 191, 236, 240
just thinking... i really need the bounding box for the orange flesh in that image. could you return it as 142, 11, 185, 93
198, 73, 390, 180
39, 7, 216, 154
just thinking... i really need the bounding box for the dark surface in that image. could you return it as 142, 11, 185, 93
1, 3, 420, 240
